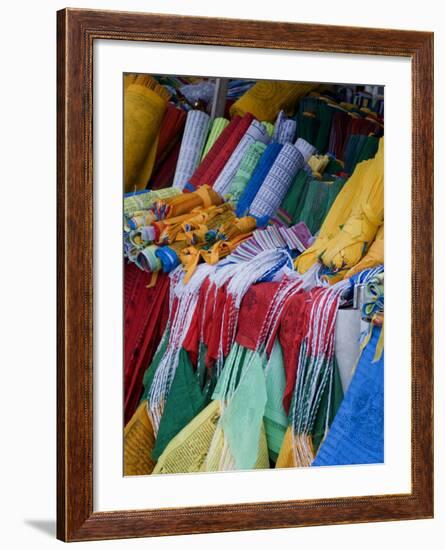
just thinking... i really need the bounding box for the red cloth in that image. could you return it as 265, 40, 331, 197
189, 113, 255, 189
182, 278, 211, 367
124, 263, 170, 423
188, 115, 241, 189
154, 104, 186, 169
277, 290, 312, 414
149, 140, 181, 190
235, 282, 280, 351
349, 116, 380, 137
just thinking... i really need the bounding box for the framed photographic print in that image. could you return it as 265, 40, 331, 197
57, 8, 434, 542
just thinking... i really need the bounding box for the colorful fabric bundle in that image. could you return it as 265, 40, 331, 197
213, 119, 270, 196
230, 80, 320, 122
201, 117, 230, 160
123, 80, 385, 476
194, 113, 254, 189
249, 143, 305, 223
124, 187, 181, 218
124, 74, 171, 192
295, 137, 384, 274
236, 142, 283, 217
172, 110, 210, 189
154, 185, 223, 219
277, 282, 347, 467
188, 116, 242, 189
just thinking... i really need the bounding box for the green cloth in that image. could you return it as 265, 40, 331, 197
201, 117, 229, 160
227, 141, 266, 204
312, 357, 344, 452
151, 347, 212, 460
261, 121, 275, 137
140, 330, 170, 403
220, 349, 268, 470
277, 170, 310, 225
344, 135, 379, 175
298, 177, 345, 235
263, 341, 288, 461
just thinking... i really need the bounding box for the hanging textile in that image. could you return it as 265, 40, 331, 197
297, 177, 346, 236
172, 110, 210, 189
124, 263, 170, 423
312, 323, 384, 466
124, 74, 170, 192
124, 401, 157, 476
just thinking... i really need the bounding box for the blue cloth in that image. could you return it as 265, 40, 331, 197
155, 246, 180, 272
312, 325, 384, 466
236, 142, 283, 218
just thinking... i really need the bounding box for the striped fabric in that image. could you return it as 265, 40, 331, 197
172, 110, 210, 189
249, 143, 305, 222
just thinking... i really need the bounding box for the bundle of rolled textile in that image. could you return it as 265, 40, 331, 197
122, 75, 385, 476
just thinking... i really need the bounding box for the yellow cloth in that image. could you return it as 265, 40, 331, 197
153, 400, 221, 474
124, 74, 170, 193
124, 401, 156, 476
230, 80, 320, 122
153, 399, 269, 474
276, 428, 315, 468
161, 185, 223, 218
296, 137, 384, 274
345, 225, 384, 278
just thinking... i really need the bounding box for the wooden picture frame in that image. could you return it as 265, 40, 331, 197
57, 8, 434, 542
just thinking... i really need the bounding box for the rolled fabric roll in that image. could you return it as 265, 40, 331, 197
201, 117, 229, 160
273, 110, 297, 144
230, 80, 320, 122
249, 143, 305, 222
155, 246, 181, 272
124, 187, 181, 217
136, 244, 162, 272
153, 104, 186, 169
294, 138, 316, 162
188, 116, 242, 189
236, 142, 283, 218
227, 141, 267, 205
172, 110, 210, 190
157, 185, 223, 219
261, 121, 275, 137
124, 75, 170, 192
213, 119, 270, 196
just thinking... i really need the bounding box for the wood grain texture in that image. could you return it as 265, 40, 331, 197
57, 8, 434, 542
